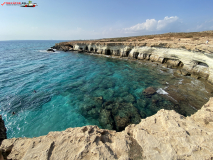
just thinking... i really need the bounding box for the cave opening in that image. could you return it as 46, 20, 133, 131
106, 49, 111, 55
133, 52, 139, 59
197, 62, 209, 67
126, 51, 130, 57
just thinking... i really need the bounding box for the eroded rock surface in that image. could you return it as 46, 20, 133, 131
52, 33, 213, 84
1, 98, 213, 159
80, 99, 141, 131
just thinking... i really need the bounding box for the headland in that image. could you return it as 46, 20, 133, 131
54, 31, 213, 84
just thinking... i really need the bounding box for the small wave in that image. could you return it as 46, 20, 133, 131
38, 50, 60, 53
39, 50, 48, 53
156, 88, 168, 95
189, 104, 198, 111
166, 95, 178, 103
178, 79, 183, 84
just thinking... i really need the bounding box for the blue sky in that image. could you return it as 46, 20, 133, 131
1, 0, 213, 40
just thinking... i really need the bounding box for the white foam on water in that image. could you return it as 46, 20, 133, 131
39, 50, 47, 53
190, 79, 207, 92
178, 79, 183, 84
39, 50, 60, 53
189, 104, 198, 111
168, 68, 174, 73
166, 95, 178, 103
159, 70, 164, 74
156, 88, 168, 95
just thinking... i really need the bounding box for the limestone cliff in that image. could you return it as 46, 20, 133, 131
1, 98, 213, 160
52, 32, 213, 84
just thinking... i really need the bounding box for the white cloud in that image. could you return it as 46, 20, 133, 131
124, 16, 179, 33
126, 19, 157, 32
157, 16, 179, 30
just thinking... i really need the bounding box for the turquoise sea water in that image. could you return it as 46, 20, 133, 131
0, 40, 211, 138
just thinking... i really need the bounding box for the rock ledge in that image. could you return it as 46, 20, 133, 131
1, 98, 213, 159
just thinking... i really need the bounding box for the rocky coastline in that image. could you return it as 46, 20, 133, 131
1, 32, 213, 159
0, 98, 213, 159
52, 32, 213, 84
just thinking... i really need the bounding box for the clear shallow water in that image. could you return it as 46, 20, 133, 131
0, 41, 212, 138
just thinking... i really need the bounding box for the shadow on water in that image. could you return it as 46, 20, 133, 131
0, 92, 52, 114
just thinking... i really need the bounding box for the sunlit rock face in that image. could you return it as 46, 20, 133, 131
55, 41, 213, 84
1, 98, 213, 160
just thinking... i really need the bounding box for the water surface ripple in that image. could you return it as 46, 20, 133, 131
0, 41, 212, 138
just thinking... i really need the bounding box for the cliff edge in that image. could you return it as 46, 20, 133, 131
1, 98, 213, 160
53, 31, 213, 84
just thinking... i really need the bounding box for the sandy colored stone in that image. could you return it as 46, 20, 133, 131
1, 98, 213, 159
53, 34, 213, 84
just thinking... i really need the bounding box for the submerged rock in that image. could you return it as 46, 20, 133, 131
2, 98, 213, 159
122, 94, 135, 103
79, 96, 103, 119
143, 87, 156, 97
99, 102, 141, 131
99, 109, 114, 130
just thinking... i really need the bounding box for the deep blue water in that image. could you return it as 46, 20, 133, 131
0, 40, 211, 138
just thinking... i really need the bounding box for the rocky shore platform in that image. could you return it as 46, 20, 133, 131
53, 31, 213, 84
0, 98, 213, 159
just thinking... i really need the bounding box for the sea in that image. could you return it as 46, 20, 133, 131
0, 40, 212, 138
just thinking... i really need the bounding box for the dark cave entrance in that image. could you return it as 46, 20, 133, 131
106, 49, 111, 55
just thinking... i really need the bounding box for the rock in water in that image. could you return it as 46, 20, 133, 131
1, 98, 213, 159
99, 102, 141, 131
99, 109, 114, 130
0, 115, 7, 145
47, 48, 55, 52
143, 87, 156, 97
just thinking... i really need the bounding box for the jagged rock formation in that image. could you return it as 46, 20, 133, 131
1, 98, 213, 159
52, 34, 213, 84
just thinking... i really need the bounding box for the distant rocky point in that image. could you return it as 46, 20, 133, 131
52, 31, 213, 84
